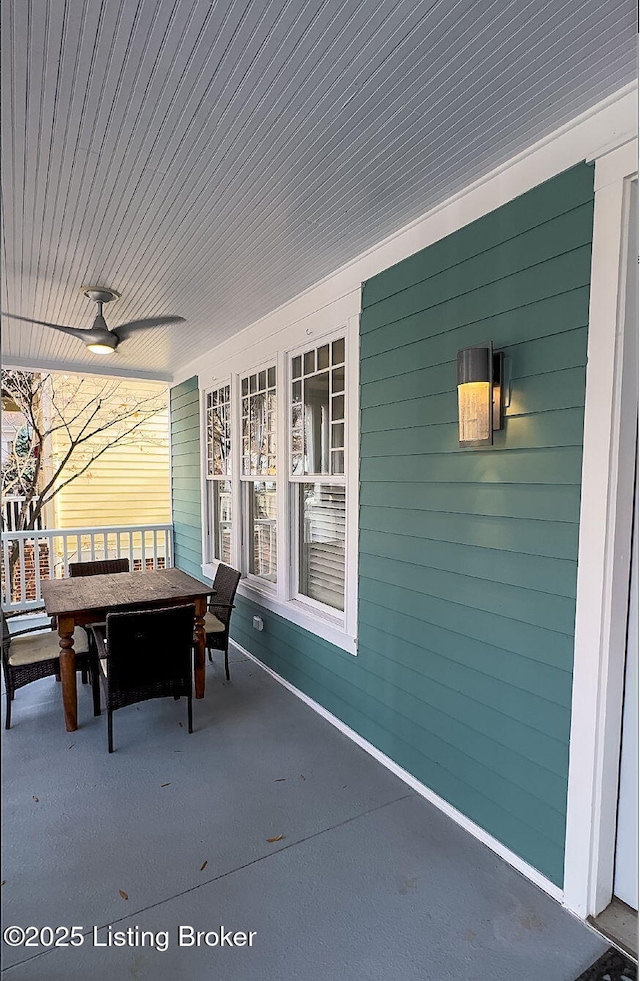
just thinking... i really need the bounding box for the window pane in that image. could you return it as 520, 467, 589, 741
268, 366, 276, 387
331, 422, 344, 448
332, 337, 345, 364
331, 366, 344, 394
242, 367, 276, 475
317, 344, 329, 369
292, 356, 302, 379
291, 379, 303, 474
304, 372, 330, 473
248, 481, 277, 583
211, 480, 232, 563
304, 350, 315, 374
332, 394, 344, 421
207, 385, 231, 477
299, 484, 345, 611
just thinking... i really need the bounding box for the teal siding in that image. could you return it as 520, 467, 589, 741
170, 376, 204, 581
357, 162, 594, 885
229, 164, 594, 889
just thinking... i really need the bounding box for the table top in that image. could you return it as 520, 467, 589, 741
41, 567, 212, 616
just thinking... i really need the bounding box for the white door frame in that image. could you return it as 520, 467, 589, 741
563, 139, 638, 919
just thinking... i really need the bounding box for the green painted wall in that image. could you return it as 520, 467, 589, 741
173, 164, 594, 888
357, 162, 594, 886
170, 376, 203, 581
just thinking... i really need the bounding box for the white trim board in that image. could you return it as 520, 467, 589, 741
174, 84, 636, 388
563, 141, 639, 920
230, 638, 564, 905
2, 356, 172, 384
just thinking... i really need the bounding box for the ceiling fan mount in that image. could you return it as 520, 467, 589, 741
81, 286, 120, 305
3, 288, 185, 356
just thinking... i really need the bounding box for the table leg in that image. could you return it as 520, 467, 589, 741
58, 614, 77, 732
194, 597, 206, 699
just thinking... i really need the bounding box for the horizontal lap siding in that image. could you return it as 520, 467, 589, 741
170, 377, 204, 581
52, 380, 171, 529
222, 165, 592, 890
357, 162, 594, 885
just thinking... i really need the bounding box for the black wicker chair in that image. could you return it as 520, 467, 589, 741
1, 609, 93, 729
68, 558, 130, 577
89, 604, 195, 753
67, 558, 130, 686
205, 563, 241, 680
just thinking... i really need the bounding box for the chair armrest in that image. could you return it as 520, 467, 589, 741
9, 623, 58, 639
87, 624, 108, 659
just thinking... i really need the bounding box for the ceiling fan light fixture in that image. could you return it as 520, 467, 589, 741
87, 340, 116, 354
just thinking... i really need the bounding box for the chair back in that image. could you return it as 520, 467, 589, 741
104, 605, 195, 711
69, 558, 130, 578
209, 563, 241, 627
1, 610, 11, 664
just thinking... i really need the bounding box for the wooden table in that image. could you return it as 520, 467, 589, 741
41, 568, 212, 732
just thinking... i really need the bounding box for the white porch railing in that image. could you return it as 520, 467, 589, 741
1, 495, 43, 532
1, 524, 174, 612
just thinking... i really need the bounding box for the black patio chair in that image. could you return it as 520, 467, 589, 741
68, 558, 130, 684
89, 604, 195, 753
68, 558, 130, 577
1, 609, 94, 729
205, 563, 241, 680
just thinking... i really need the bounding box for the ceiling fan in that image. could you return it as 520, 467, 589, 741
4, 287, 185, 355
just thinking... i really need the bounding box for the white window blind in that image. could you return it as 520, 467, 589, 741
299, 483, 346, 612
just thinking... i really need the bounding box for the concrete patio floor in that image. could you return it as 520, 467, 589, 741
2, 646, 608, 980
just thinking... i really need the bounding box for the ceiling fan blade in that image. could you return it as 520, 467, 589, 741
112, 315, 184, 342
2, 312, 89, 340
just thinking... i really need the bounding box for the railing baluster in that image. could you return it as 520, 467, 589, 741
47, 531, 55, 582
33, 534, 42, 605
153, 529, 158, 570
90, 531, 96, 561
2, 535, 11, 605
19, 538, 26, 606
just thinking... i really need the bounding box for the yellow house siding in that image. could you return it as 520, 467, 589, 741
50, 378, 171, 530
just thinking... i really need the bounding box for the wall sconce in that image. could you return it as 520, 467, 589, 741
456, 344, 504, 447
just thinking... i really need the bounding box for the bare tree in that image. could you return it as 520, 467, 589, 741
1, 369, 167, 594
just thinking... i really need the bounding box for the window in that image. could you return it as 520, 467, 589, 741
291, 338, 346, 612
241, 366, 277, 585
201, 322, 356, 654
205, 385, 232, 564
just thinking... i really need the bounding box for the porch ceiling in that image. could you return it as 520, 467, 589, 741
1, 0, 635, 382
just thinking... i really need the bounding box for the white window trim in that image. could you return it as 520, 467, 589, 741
201, 382, 232, 567
202, 315, 359, 656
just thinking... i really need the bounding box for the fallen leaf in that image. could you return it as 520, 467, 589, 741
200, 861, 208, 872
119, 890, 129, 901
266, 835, 284, 843
274, 778, 286, 782
68, 744, 74, 750
32, 796, 39, 802
161, 783, 171, 788
299, 774, 306, 781
1, 880, 6, 886
178, 722, 183, 728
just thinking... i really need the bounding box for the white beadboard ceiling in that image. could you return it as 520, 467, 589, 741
1, 0, 636, 381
